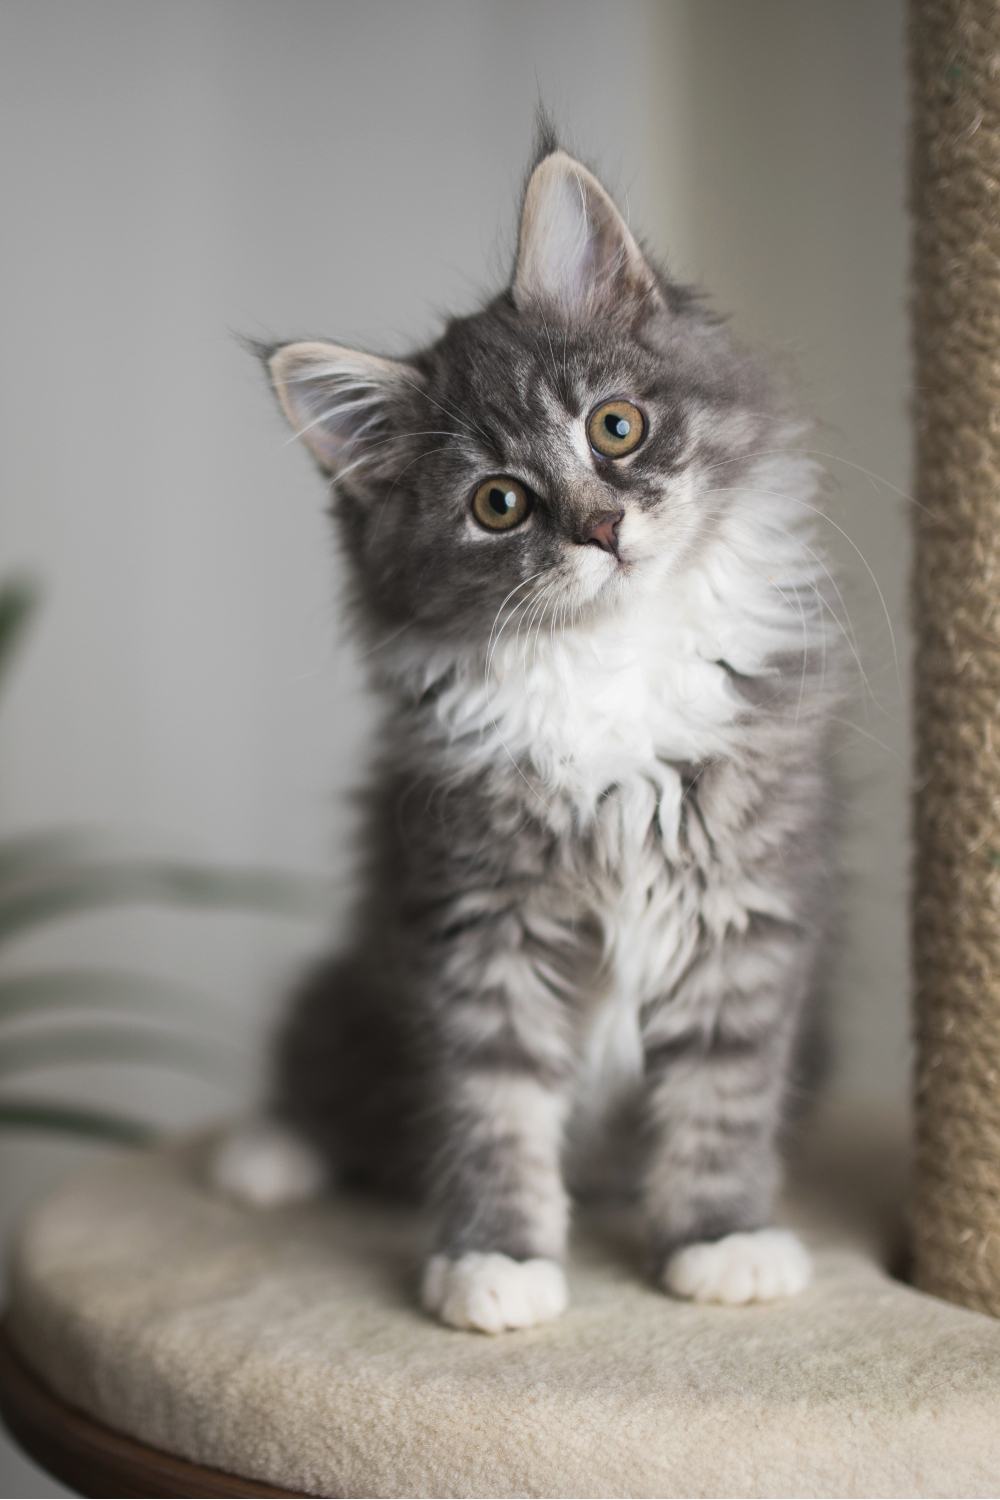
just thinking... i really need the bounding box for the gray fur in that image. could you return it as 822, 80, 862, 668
262, 129, 842, 1287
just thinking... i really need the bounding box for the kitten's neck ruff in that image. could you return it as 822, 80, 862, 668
382, 454, 834, 823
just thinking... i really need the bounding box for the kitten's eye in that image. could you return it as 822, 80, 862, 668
471, 476, 532, 532
587, 399, 646, 458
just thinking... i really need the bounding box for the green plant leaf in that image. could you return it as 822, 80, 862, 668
0, 858, 328, 945
0, 968, 226, 1027
0, 576, 38, 695
0, 1097, 155, 1144
0, 1023, 237, 1079
0, 829, 100, 887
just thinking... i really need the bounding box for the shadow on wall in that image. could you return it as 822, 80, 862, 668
649, 0, 911, 1105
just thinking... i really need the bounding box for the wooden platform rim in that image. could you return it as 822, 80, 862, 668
0, 1322, 306, 1499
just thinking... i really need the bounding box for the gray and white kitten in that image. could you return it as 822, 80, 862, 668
214, 132, 841, 1333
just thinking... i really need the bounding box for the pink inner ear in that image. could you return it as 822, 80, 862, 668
514, 152, 654, 315
270, 342, 416, 478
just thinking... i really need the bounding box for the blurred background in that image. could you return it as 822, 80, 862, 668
1, 1, 908, 1492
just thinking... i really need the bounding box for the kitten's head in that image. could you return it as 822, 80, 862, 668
267, 134, 779, 645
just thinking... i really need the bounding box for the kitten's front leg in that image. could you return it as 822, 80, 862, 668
641, 926, 814, 1305
420, 920, 575, 1334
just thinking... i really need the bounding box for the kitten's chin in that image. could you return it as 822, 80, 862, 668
568, 547, 667, 620
570, 548, 633, 608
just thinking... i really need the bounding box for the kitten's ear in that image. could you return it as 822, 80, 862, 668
267, 340, 419, 481
513, 150, 658, 316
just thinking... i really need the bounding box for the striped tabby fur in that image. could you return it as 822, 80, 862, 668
214, 125, 843, 1332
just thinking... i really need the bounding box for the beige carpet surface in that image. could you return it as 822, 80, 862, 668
6, 1131, 1000, 1498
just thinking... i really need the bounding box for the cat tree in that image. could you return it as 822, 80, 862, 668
0, 2, 999, 1495
911, 0, 1000, 1318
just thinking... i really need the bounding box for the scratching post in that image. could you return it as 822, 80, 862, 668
911, 0, 1000, 1315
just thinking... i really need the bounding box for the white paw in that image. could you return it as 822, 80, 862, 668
662, 1228, 812, 1305
210, 1120, 327, 1208
422, 1252, 568, 1334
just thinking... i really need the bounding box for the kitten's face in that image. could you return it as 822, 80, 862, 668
269, 148, 770, 644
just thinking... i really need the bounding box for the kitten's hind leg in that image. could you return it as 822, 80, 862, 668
210, 1117, 328, 1209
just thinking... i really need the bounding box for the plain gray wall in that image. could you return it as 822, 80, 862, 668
0, 3, 908, 1493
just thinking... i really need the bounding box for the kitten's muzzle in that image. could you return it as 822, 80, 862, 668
582, 509, 624, 559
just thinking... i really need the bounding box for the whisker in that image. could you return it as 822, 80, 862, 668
334, 429, 462, 484
535, 313, 564, 403
829, 715, 905, 762
700, 446, 936, 520
477, 571, 560, 814
371, 445, 453, 540
356, 620, 413, 660
520, 582, 552, 673
700, 503, 879, 711
530, 581, 558, 674
500, 583, 546, 676
767, 576, 812, 725
393, 369, 493, 447
484, 571, 547, 684
702, 484, 901, 696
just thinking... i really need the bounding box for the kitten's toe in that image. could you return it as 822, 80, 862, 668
210, 1119, 327, 1208
422, 1252, 567, 1333
661, 1228, 812, 1305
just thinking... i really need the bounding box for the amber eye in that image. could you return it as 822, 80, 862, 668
587, 399, 646, 458
471, 476, 532, 532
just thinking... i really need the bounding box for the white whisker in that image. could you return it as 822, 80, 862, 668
701, 446, 935, 519
702, 484, 901, 696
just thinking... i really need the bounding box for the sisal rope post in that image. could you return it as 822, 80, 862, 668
910, 0, 1000, 1315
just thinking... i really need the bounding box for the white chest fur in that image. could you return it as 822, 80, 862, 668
452, 565, 757, 825
500, 614, 733, 795
484, 579, 747, 1148
391, 481, 826, 1152
403, 457, 824, 826
462, 537, 816, 1149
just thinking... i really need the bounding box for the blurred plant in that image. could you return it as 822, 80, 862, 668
0, 576, 326, 1145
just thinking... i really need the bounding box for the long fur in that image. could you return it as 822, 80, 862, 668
223, 131, 846, 1329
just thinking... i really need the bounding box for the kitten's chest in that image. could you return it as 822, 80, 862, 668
487, 610, 739, 815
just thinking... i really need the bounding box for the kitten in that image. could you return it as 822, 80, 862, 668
213, 127, 841, 1333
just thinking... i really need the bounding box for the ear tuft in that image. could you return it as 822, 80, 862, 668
513, 150, 657, 318
530, 104, 561, 171
267, 340, 418, 483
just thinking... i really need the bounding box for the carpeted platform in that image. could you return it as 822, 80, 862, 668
5, 1127, 1000, 1498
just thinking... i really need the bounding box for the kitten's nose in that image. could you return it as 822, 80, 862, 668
583, 509, 624, 557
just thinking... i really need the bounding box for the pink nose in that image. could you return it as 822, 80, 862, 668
584, 509, 624, 557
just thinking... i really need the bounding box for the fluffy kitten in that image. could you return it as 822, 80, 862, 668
214, 129, 841, 1333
